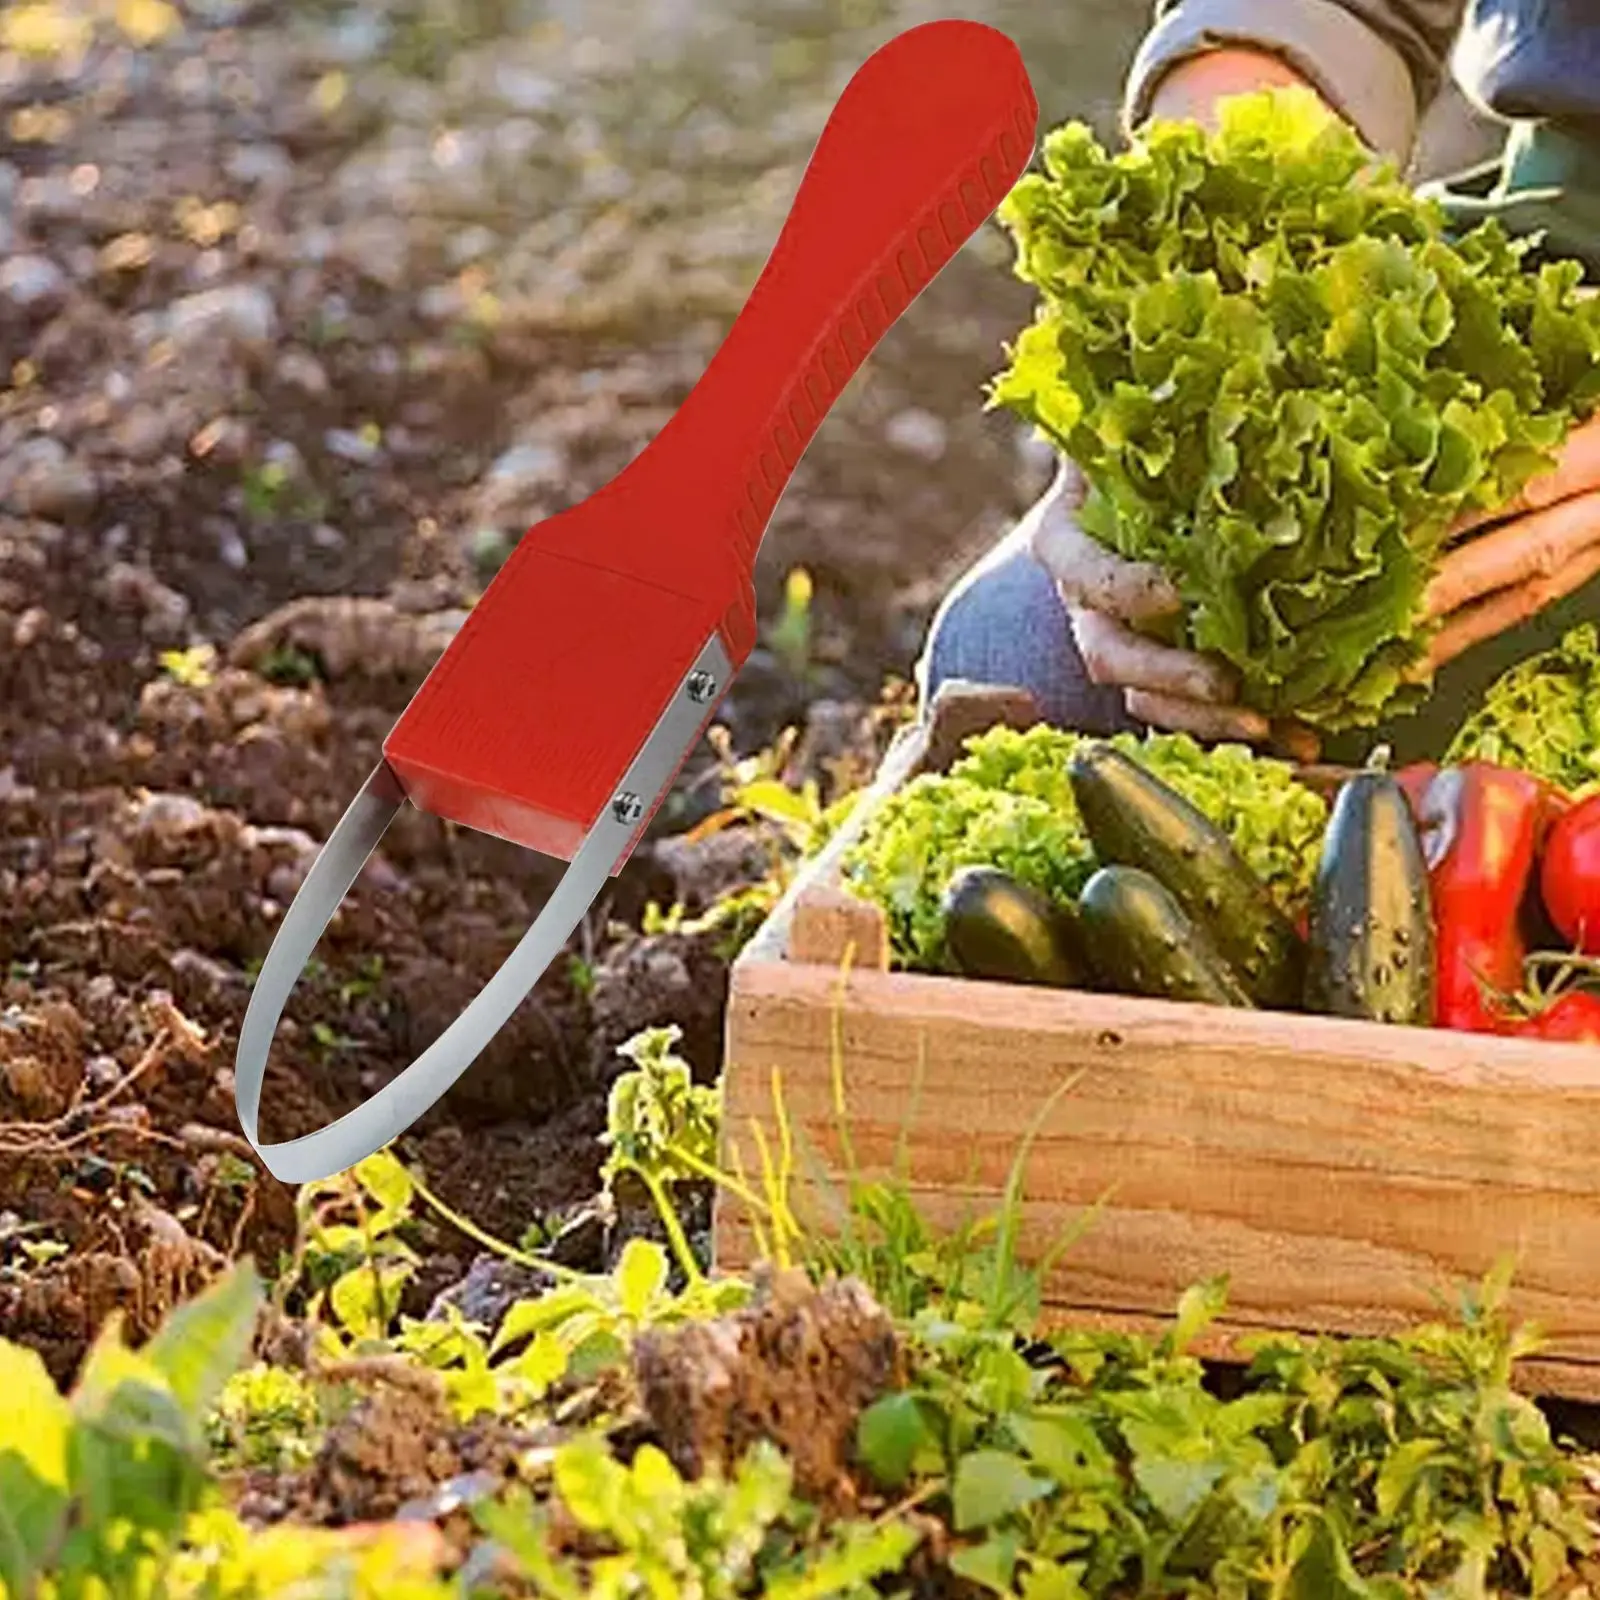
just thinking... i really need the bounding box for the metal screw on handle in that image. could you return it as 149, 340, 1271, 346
612, 791, 645, 824
686, 669, 718, 703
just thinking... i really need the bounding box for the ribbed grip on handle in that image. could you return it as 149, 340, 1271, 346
528, 19, 1038, 611
688, 18, 1038, 571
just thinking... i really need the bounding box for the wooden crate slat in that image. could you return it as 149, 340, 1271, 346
728, 966, 1600, 1193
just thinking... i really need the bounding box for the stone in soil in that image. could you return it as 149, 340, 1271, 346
0, 438, 97, 520
425, 1253, 554, 1328
0, 254, 69, 318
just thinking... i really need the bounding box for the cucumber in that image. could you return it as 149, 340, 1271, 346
941, 866, 1088, 989
1078, 866, 1254, 1008
1305, 767, 1435, 1025
1067, 744, 1304, 1008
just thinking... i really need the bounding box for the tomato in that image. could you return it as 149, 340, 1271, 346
1541, 792, 1600, 955
1507, 990, 1600, 1043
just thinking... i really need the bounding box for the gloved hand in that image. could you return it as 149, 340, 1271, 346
1418, 412, 1600, 675
1032, 415, 1600, 754
1028, 461, 1277, 748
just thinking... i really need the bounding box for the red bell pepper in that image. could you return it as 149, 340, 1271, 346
1395, 762, 1439, 822
1541, 792, 1600, 955
1412, 764, 1559, 1033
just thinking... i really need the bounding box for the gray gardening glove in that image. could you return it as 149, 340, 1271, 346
1026, 462, 1287, 750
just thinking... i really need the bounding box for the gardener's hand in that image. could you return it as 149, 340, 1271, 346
1028, 462, 1304, 750
1415, 413, 1600, 676
1036, 46, 1340, 762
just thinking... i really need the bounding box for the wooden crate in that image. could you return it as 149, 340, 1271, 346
714, 683, 1600, 1400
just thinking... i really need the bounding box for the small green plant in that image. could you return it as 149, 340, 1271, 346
1, 1214, 70, 1273
765, 565, 815, 681
283, 1150, 422, 1346
658, 724, 865, 960
393, 1298, 571, 1423
240, 460, 326, 523
308, 1019, 355, 1056
478, 1434, 919, 1600
851, 1265, 1594, 1599
0, 1262, 261, 1598
255, 643, 322, 686
206, 1361, 324, 1473
601, 1024, 721, 1280
336, 954, 386, 1006
641, 899, 688, 937
488, 1236, 747, 1388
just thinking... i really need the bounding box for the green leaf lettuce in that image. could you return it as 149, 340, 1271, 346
990, 89, 1600, 730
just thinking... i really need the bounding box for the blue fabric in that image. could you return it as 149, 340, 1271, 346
916, 521, 1138, 737
1459, 0, 1600, 129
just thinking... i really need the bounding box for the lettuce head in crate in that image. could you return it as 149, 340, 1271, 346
990, 89, 1600, 731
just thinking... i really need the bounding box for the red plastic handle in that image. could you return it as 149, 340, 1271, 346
383, 21, 1037, 860
527, 18, 1037, 648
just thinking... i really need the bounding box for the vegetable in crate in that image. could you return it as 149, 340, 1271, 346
1446, 624, 1600, 796
955, 726, 1328, 912
1505, 990, 1600, 1043
941, 866, 1088, 989
1304, 763, 1435, 1026
1491, 953, 1600, 1043
843, 773, 1088, 971
844, 724, 1327, 971
1411, 765, 1562, 1033
989, 89, 1600, 732
1066, 744, 1304, 1007
1541, 793, 1600, 956
1077, 866, 1253, 1009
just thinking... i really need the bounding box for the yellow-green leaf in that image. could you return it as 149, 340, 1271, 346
513, 1330, 568, 1395
987, 318, 1082, 442
0, 2, 93, 58
553, 1435, 624, 1534
0, 1342, 71, 1596
1374, 1438, 1442, 1520
734, 778, 818, 828
628, 1443, 683, 1504
354, 1150, 415, 1228
143, 1260, 262, 1436
951, 1450, 1050, 1532
329, 1261, 412, 1339
614, 1238, 667, 1321
491, 1286, 602, 1355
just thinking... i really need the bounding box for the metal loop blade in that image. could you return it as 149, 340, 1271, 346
234, 633, 730, 1183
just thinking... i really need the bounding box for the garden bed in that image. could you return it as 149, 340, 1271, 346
715, 682, 1600, 1401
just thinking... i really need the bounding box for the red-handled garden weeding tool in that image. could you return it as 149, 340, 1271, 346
235, 18, 1038, 1182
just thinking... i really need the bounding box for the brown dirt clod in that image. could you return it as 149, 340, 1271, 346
631, 1267, 902, 1502
286, 1371, 523, 1528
